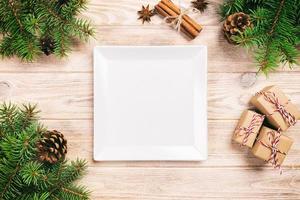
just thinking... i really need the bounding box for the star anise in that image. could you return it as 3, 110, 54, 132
191, 0, 209, 13
137, 5, 155, 24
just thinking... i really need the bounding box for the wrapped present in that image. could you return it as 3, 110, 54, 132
233, 110, 265, 147
252, 126, 293, 168
251, 85, 300, 131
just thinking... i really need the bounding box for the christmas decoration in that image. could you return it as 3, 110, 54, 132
219, 0, 300, 74
58, 0, 70, 7
138, 5, 155, 24
223, 12, 251, 43
191, 0, 209, 13
0, 103, 90, 199
0, 0, 94, 61
251, 85, 300, 131
37, 130, 68, 164
233, 110, 264, 148
155, 0, 202, 39
40, 36, 55, 56
233, 85, 300, 171
252, 126, 293, 170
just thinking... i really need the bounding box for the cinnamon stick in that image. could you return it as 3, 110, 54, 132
156, 2, 199, 38
155, 4, 194, 39
161, 0, 202, 33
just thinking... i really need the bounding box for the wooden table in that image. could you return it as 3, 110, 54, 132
1, 0, 300, 199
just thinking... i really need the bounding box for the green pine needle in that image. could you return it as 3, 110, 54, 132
220, 0, 300, 74
0, 103, 91, 199
0, 0, 94, 61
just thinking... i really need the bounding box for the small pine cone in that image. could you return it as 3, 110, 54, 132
58, 0, 69, 7
40, 36, 55, 56
223, 12, 251, 43
37, 130, 67, 164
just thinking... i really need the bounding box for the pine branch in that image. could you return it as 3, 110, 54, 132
0, 0, 94, 61
0, 126, 39, 199
59, 159, 88, 184
0, 103, 91, 199
222, 0, 300, 74
268, 0, 284, 36
6, 0, 24, 32
60, 184, 90, 200
41, 2, 93, 39
16, 192, 50, 200
0, 102, 18, 134
0, 164, 21, 199
19, 104, 40, 130
20, 161, 51, 190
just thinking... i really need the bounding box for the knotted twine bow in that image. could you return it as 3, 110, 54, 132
235, 114, 265, 146
259, 130, 285, 173
257, 91, 296, 128
163, 6, 200, 32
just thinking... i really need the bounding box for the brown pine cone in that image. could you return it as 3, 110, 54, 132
40, 36, 55, 56
223, 12, 251, 43
37, 130, 67, 164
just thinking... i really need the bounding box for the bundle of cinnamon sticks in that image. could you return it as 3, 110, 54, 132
155, 0, 202, 39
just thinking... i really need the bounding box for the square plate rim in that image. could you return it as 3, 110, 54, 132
93, 45, 207, 161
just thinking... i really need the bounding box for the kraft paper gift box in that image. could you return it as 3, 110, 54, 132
233, 110, 265, 148
252, 126, 293, 167
251, 85, 300, 131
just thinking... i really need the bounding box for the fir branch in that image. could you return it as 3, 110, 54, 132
0, 103, 91, 199
0, 0, 94, 61
60, 184, 90, 200
0, 126, 39, 199
20, 161, 50, 189
221, 0, 300, 74
0, 102, 18, 134
59, 159, 88, 184
268, 0, 285, 36
19, 104, 40, 130
39, 0, 93, 38
0, 164, 21, 199
6, 0, 23, 32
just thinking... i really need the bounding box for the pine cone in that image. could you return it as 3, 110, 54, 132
223, 12, 251, 43
37, 130, 67, 164
58, 0, 69, 7
40, 36, 55, 56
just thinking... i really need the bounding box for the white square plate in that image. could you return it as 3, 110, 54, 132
94, 46, 207, 161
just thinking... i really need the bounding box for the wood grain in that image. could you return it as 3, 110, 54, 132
0, 72, 299, 120
0, 0, 299, 199
82, 167, 300, 200
0, 0, 297, 72
45, 119, 300, 168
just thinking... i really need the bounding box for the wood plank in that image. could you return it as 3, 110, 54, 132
44, 119, 300, 168
0, 25, 296, 72
0, 0, 297, 73
85, 0, 222, 26
0, 72, 300, 119
0, 26, 258, 73
0, 73, 93, 119
80, 167, 300, 200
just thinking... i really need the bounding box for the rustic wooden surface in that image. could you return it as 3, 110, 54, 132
1, 0, 300, 199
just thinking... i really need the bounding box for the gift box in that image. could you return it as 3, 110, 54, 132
251, 85, 300, 131
252, 126, 293, 167
233, 110, 265, 147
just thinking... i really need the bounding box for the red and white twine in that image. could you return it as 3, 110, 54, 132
257, 91, 296, 127
235, 114, 265, 146
259, 130, 285, 173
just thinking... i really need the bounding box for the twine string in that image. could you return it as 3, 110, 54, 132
256, 91, 296, 127
235, 114, 264, 146
259, 130, 285, 172
163, 7, 200, 32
